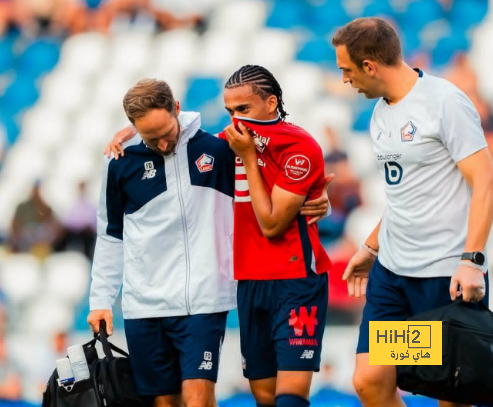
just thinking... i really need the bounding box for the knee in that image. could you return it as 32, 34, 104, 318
184, 394, 215, 407
352, 368, 387, 401
252, 388, 276, 405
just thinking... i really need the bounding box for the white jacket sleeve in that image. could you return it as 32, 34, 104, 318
89, 156, 125, 311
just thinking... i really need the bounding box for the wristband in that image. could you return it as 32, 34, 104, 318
362, 244, 378, 257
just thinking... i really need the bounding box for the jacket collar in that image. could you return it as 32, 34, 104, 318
176, 111, 201, 148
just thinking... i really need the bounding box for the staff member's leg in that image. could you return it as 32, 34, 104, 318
354, 259, 410, 407
273, 271, 328, 407
167, 312, 228, 407
124, 318, 183, 407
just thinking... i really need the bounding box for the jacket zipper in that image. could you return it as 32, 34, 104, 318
173, 154, 192, 314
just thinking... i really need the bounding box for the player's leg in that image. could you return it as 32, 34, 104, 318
276, 371, 312, 399
353, 258, 412, 406
249, 378, 277, 406
169, 311, 228, 407
238, 280, 278, 406
124, 318, 182, 406
273, 271, 328, 407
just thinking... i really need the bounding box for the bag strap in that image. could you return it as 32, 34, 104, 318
453, 297, 490, 312
83, 337, 98, 348
97, 320, 130, 359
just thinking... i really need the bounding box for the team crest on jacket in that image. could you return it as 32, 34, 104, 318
401, 121, 417, 142
196, 154, 214, 172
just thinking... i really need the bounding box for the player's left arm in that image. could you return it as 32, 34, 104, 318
225, 123, 322, 239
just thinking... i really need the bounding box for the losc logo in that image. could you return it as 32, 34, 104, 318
196, 154, 214, 173
285, 155, 311, 181
401, 121, 417, 142
289, 306, 318, 337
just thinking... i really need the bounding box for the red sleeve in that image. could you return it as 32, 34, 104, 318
274, 140, 325, 196
218, 131, 227, 140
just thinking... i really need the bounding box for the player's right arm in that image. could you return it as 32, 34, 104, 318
342, 219, 381, 298
103, 125, 138, 160
87, 156, 125, 336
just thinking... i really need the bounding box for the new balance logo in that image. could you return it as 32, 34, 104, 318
300, 350, 315, 359
198, 361, 213, 370
289, 306, 318, 337
142, 161, 157, 180
198, 351, 213, 370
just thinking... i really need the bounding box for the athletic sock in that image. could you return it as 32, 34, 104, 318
275, 394, 310, 407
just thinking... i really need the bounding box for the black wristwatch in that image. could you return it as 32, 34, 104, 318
461, 251, 485, 266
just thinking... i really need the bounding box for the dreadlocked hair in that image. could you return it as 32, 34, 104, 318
225, 65, 288, 120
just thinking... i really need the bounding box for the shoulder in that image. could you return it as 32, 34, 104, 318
190, 129, 234, 158
194, 129, 227, 143
105, 135, 146, 173
281, 122, 323, 155
192, 129, 230, 148
421, 74, 470, 107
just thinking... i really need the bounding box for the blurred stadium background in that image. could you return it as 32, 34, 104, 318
0, 0, 492, 405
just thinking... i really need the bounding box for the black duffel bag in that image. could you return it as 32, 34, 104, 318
42, 335, 103, 407
397, 298, 493, 406
95, 320, 145, 407
42, 321, 144, 407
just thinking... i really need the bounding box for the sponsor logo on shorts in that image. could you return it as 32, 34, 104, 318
300, 350, 315, 359
198, 351, 213, 370
289, 338, 319, 346
289, 306, 318, 337
241, 355, 246, 370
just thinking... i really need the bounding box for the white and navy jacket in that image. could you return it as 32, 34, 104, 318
89, 112, 237, 319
